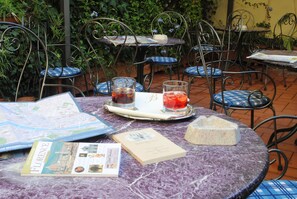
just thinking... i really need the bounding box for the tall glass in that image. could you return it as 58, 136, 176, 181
163, 80, 189, 112
111, 77, 136, 109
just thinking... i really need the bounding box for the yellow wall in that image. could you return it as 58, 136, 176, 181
212, 0, 297, 37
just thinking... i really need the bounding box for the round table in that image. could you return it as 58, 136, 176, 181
0, 96, 268, 199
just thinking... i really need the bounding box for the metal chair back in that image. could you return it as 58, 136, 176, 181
79, 17, 140, 95
0, 22, 48, 101
272, 13, 297, 50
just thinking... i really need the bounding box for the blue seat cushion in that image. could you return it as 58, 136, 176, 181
213, 90, 271, 108
184, 66, 222, 77
41, 66, 81, 77
248, 180, 297, 198
146, 56, 177, 65
193, 44, 220, 52
95, 81, 144, 95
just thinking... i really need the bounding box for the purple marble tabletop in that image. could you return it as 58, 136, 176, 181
0, 96, 268, 199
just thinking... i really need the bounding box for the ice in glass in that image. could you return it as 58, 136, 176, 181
111, 77, 136, 109
163, 80, 188, 112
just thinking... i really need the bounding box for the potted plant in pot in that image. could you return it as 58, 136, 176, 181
0, 0, 26, 23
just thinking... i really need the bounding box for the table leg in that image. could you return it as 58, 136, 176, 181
135, 47, 148, 85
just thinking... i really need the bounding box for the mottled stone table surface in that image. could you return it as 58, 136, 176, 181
0, 96, 268, 199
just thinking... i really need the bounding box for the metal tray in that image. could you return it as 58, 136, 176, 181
104, 100, 196, 121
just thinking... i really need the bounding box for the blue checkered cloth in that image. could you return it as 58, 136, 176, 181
40, 66, 81, 77
248, 180, 297, 198
213, 90, 271, 108
193, 44, 220, 52
184, 66, 222, 77
146, 56, 177, 65
94, 81, 144, 95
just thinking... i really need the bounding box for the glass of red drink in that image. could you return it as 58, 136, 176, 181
163, 80, 189, 112
111, 77, 136, 109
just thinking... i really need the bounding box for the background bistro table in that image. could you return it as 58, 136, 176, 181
0, 96, 268, 199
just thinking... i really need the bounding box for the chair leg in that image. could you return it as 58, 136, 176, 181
282, 68, 287, 87
176, 64, 180, 80
168, 66, 173, 80
269, 107, 283, 171
83, 74, 89, 96
144, 64, 154, 91
250, 110, 254, 128
264, 64, 269, 88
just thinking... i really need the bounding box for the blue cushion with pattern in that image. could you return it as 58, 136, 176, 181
94, 81, 144, 95
146, 56, 177, 65
213, 90, 271, 108
248, 180, 297, 198
184, 66, 222, 77
193, 44, 220, 52
41, 66, 81, 77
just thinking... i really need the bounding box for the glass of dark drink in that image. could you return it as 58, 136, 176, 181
111, 77, 136, 109
163, 80, 189, 112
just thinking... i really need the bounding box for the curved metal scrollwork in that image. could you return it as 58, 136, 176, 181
0, 22, 48, 101
151, 11, 188, 39
79, 18, 139, 95
254, 115, 297, 179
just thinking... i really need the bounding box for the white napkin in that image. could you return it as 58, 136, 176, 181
104, 92, 186, 120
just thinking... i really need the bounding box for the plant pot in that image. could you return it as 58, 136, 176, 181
0, 16, 20, 23
17, 96, 36, 102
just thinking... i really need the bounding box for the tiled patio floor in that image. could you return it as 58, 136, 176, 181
149, 66, 297, 180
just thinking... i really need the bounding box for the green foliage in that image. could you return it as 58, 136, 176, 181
201, 0, 218, 22
123, 0, 162, 35
0, 0, 26, 19
1, 0, 220, 98
256, 21, 271, 29
241, 0, 267, 8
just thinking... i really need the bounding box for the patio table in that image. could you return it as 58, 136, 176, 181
248, 50, 297, 69
0, 96, 268, 198
104, 36, 184, 86
247, 49, 297, 86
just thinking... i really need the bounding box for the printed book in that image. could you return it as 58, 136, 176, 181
21, 141, 121, 177
112, 128, 186, 165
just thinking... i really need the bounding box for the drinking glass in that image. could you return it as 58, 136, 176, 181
111, 77, 136, 109
163, 80, 189, 112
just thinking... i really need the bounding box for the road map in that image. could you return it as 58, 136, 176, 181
0, 92, 114, 153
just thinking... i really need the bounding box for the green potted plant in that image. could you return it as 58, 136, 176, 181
0, 0, 26, 23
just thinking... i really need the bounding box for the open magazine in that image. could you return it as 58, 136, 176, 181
21, 141, 121, 177
247, 52, 297, 63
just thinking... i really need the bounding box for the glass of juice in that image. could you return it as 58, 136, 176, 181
111, 77, 136, 109
163, 80, 189, 112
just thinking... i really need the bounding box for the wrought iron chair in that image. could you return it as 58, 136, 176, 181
0, 22, 48, 101
183, 20, 224, 103
248, 115, 297, 198
79, 17, 144, 95
144, 11, 188, 86
224, 9, 256, 67
25, 20, 88, 97
267, 13, 297, 87
40, 42, 89, 96
212, 70, 276, 128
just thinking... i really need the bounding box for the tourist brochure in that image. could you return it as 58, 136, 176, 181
21, 141, 121, 177
0, 92, 114, 153
112, 128, 186, 165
